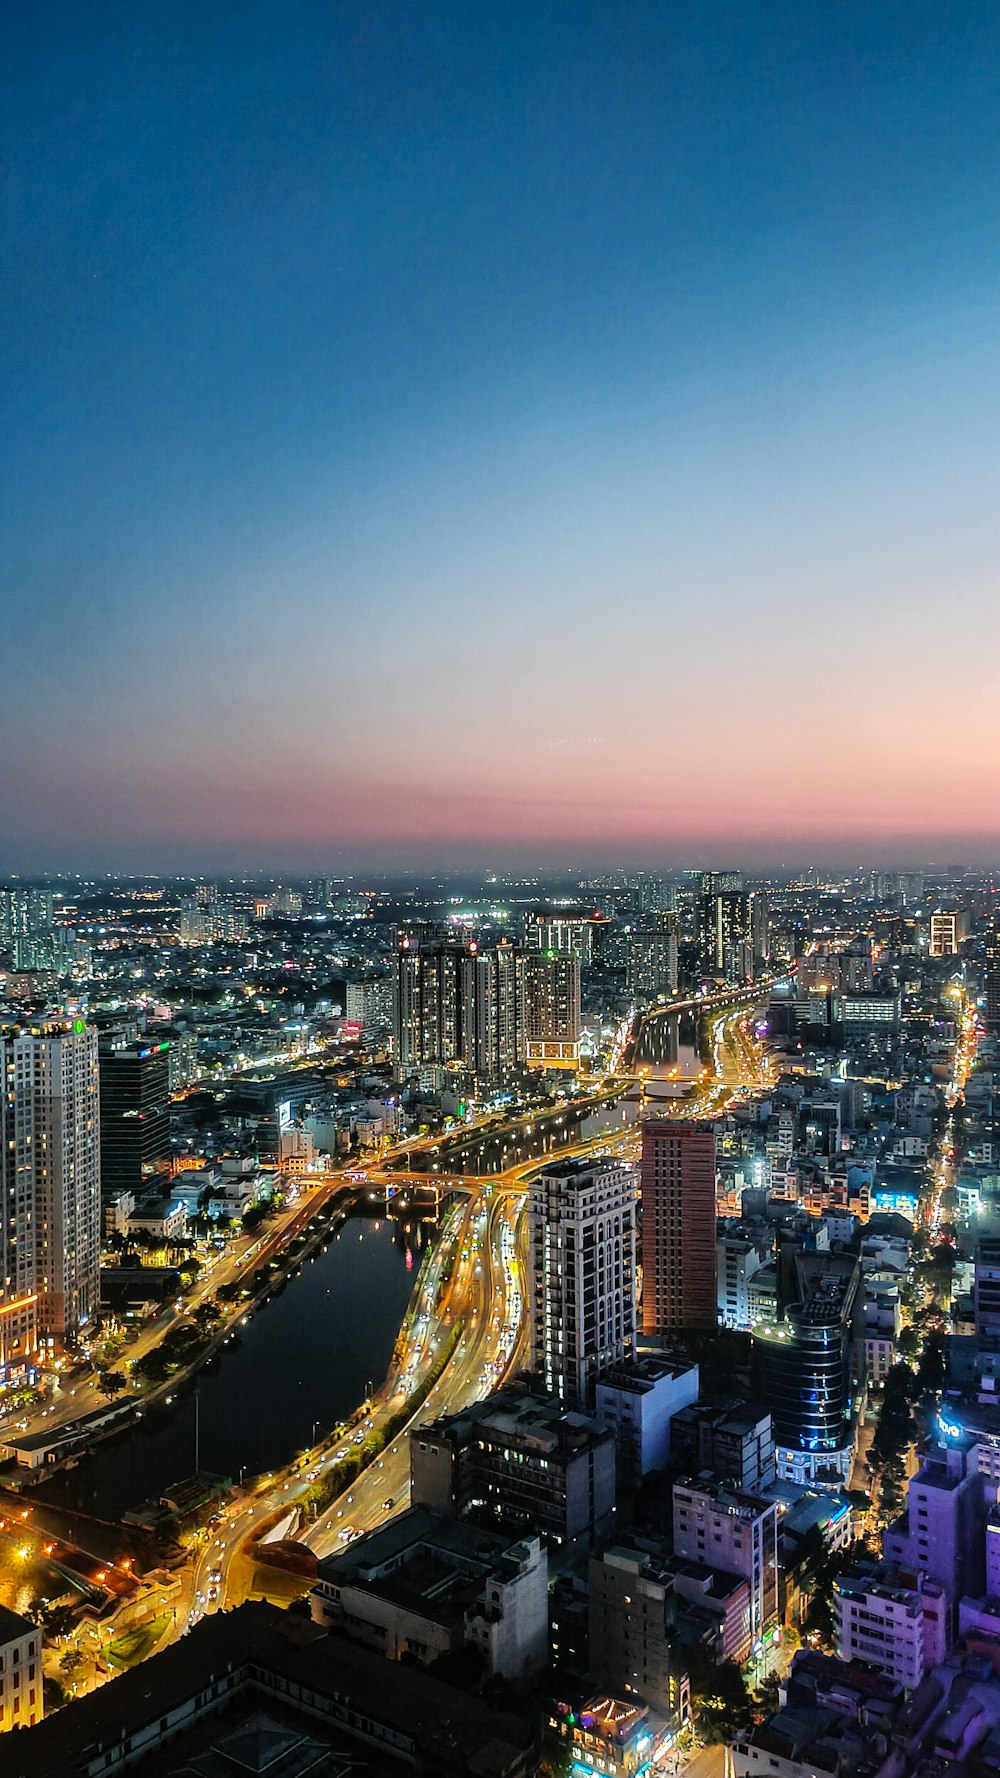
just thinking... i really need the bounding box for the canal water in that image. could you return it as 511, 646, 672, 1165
37, 1213, 423, 1523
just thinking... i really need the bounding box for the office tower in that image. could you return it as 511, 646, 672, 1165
177, 897, 212, 944
518, 950, 581, 1065
528, 1158, 638, 1409
751, 1250, 860, 1485
344, 977, 394, 1039
640, 1119, 717, 1335
523, 905, 602, 963
98, 1030, 172, 1199
272, 886, 304, 917
626, 925, 678, 999
0, 1022, 100, 1346
929, 909, 965, 956
873, 871, 901, 905
672, 1479, 779, 1649
634, 874, 676, 916
700, 871, 744, 893
698, 880, 752, 983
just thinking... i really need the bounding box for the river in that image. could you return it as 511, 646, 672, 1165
36, 1212, 423, 1523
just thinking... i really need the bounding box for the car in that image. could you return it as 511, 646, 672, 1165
382, 1497, 395, 1511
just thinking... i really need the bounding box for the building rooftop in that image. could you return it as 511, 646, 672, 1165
597, 1356, 698, 1395
674, 1475, 775, 1518
744, 1706, 876, 1777
10, 1601, 536, 1778
316, 1506, 538, 1624
0, 1602, 35, 1647
672, 1398, 771, 1436
418, 1381, 612, 1458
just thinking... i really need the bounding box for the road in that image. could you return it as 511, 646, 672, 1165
923, 984, 980, 1238
45, 994, 769, 1678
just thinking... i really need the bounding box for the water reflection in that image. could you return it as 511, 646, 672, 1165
36, 1214, 423, 1523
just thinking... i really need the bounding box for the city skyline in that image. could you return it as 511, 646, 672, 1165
5, 2, 1000, 866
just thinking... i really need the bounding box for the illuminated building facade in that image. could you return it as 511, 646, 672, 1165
393, 939, 581, 1077
751, 1252, 859, 1485
528, 1158, 637, 1408
98, 1030, 171, 1199
518, 950, 581, 1066
0, 1022, 101, 1349
697, 874, 753, 983
640, 1119, 717, 1334
523, 906, 603, 963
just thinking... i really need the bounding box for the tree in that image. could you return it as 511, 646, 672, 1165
755, 1673, 781, 1718
59, 1647, 84, 1679
796, 1534, 875, 1647
97, 1369, 126, 1398
915, 1329, 947, 1402
686, 1645, 753, 1743
40, 1603, 77, 1641
43, 1674, 69, 1713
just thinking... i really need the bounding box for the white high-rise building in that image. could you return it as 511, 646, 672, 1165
0, 1022, 101, 1351
0, 1038, 39, 1380
834, 1568, 948, 1689
528, 1158, 638, 1409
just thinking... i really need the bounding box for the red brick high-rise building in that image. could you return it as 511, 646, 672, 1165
640, 1119, 717, 1334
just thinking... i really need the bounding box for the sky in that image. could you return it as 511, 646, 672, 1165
3, 0, 1000, 871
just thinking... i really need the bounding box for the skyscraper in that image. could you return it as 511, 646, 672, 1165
0, 1040, 39, 1380
523, 906, 602, 963
393, 938, 465, 1074
460, 943, 520, 1080
698, 876, 752, 984
640, 1119, 717, 1334
625, 923, 679, 1000
528, 1158, 637, 1408
750, 888, 770, 969
98, 1030, 172, 1200
751, 1249, 860, 1485
393, 938, 581, 1078
986, 923, 1000, 1035
518, 950, 581, 1066
0, 1021, 101, 1350
928, 909, 964, 956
